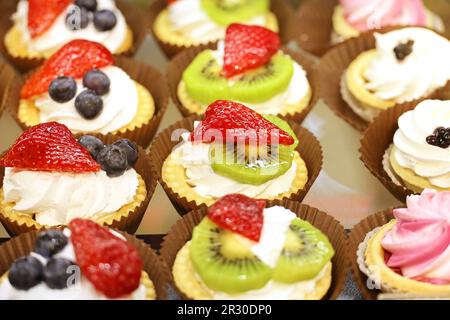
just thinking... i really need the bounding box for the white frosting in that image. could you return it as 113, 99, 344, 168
13, 0, 128, 54
35, 65, 138, 134
167, 0, 267, 42
2, 167, 139, 226
0, 229, 146, 300
176, 129, 297, 199
364, 28, 450, 103
392, 100, 450, 188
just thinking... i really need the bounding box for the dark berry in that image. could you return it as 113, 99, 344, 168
75, 0, 97, 11
44, 258, 78, 289
93, 10, 117, 31
83, 69, 110, 95
65, 6, 89, 31
113, 139, 138, 168
34, 230, 69, 258
393, 40, 414, 61
426, 126, 450, 149
78, 135, 105, 159
48, 76, 77, 103
75, 90, 103, 119
8, 256, 43, 290
96, 145, 128, 177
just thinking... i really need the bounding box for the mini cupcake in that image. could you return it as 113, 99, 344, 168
354, 189, 450, 297
0, 122, 156, 236
1, 0, 145, 71
168, 23, 315, 123
8, 39, 167, 147
0, 219, 170, 300
161, 194, 345, 300
150, 100, 322, 214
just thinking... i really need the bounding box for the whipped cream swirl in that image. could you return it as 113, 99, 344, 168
13, 0, 129, 54
382, 189, 450, 282
35, 65, 138, 134
2, 168, 139, 226
392, 99, 450, 188
364, 28, 450, 103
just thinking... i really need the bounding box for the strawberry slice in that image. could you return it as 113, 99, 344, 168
28, 0, 73, 39
0, 122, 100, 173
190, 100, 295, 145
222, 23, 280, 78
21, 40, 114, 99
208, 194, 266, 242
69, 219, 143, 299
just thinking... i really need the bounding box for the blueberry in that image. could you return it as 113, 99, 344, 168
83, 69, 110, 95
75, 90, 103, 119
113, 139, 138, 168
8, 256, 43, 290
34, 230, 68, 258
44, 258, 77, 289
75, 0, 97, 11
78, 135, 105, 159
48, 76, 77, 103
66, 6, 89, 30
97, 145, 128, 177
93, 10, 117, 31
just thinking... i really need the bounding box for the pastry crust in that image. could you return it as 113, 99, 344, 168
153, 9, 278, 47
17, 81, 155, 135
4, 25, 133, 59
173, 241, 332, 300
162, 149, 308, 207
0, 173, 147, 229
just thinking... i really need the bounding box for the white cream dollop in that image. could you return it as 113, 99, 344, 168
13, 0, 128, 54
364, 27, 450, 103
0, 229, 146, 300
35, 65, 138, 135
168, 0, 267, 42
2, 167, 139, 226
392, 100, 450, 188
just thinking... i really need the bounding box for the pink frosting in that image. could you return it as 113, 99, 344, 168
381, 189, 450, 282
340, 0, 427, 31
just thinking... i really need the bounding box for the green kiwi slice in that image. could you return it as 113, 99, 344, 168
190, 217, 272, 294
201, 0, 270, 26
272, 218, 335, 283
182, 51, 294, 105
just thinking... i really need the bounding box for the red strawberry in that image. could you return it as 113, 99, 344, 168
69, 219, 143, 299
21, 40, 114, 99
208, 194, 266, 242
166, 0, 176, 4
190, 100, 294, 145
0, 122, 100, 173
28, 0, 73, 38
222, 23, 280, 78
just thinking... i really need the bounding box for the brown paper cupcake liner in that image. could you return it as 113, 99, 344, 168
0, 230, 171, 299
146, 0, 297, 59
167, 44, 318, 124
160, 200, 347, 300
0, 141, 157, 237
0, 61, 17, 119
316, 27, 449, 132
0, 0, 146, 73
359, 84, 450, 202
149, 115, 323, 216
6, 56, 169, 148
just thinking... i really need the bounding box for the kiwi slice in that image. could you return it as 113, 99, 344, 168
201, 0, 270, 26
190, 217, 272, 294
272, 218, 334, 283
182, 51, 294, 105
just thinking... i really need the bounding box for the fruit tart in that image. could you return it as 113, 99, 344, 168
13, 39, 156, 139
0, 122, 153, 235
171, 23, 313, 120
0, 219, 163, 300
356, 189, 450, 296
4, 0, 135, 62
162, 194, 336, 300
